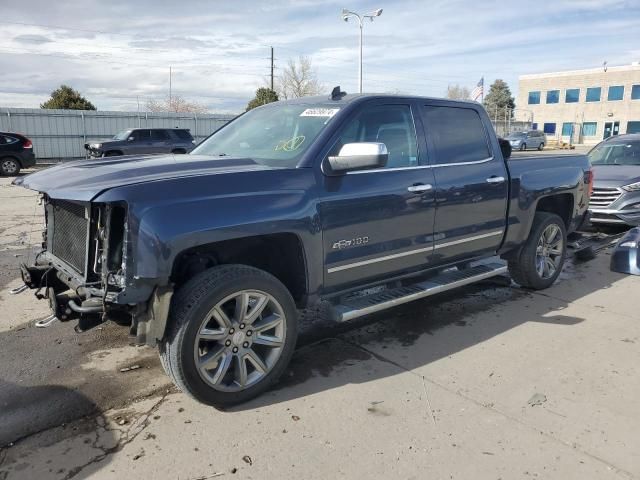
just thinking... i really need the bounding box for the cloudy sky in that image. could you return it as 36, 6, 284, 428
1, 0, 639, 113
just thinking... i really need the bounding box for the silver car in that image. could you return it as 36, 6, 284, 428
506, 130, 546, 151
588, 134, 640, 226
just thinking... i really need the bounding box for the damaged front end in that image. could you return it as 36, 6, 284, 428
18, 196, 171, 345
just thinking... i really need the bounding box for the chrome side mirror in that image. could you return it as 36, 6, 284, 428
323, 142, 388, 175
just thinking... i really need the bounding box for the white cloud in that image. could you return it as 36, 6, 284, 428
0, 0, 638, 112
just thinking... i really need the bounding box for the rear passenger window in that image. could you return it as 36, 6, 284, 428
174, 129, 193, 141
423, 106, 490, 164
329, 104, 419, 169
151, 130, 170, 140
131, 130, 151, 141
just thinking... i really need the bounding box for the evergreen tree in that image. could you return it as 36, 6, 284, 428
41, 85, 96, 110
246, 88, 279, 111
483, 79, 515, 117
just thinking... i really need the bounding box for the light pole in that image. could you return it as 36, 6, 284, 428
341, 8, 383, 93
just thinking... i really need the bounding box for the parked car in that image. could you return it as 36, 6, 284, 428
0, 132, 36, 175
505, 130, 546, 151
587, 134, 640, 226
84, 128, 195, 158
14, 92, 592, 407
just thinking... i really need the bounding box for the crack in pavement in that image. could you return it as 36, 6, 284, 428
338, 337, 636, 480
61, 390, 172, 480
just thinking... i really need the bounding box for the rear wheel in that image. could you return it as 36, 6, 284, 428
538, 142, 545, 151
0, 157, 20, 176
508, 212, 566, 289
519, 143, 527, 151
160, 265, 298, 407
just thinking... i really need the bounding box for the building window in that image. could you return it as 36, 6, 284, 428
528, 91, 540, 104
627, 121, 640, 134
632, 85, 640, 100
582, 122, 597, 136
565, 89, 580, 103
608, 85, 624, 101
546, 90, 560, 104
561, 123, 573, 136
586, 87, 601, 102
543, 123, 556, 134
531, 123, 538, 130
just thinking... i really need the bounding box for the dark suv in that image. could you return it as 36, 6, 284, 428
0, 132, 36, 175
84, 128, 195, 158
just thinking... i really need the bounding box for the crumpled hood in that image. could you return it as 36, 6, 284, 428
13, 154, 275, 201
592, 165, 640, 188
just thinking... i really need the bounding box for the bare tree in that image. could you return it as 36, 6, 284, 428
277, 56, 323, 99
146, 95, 208, 113
446, 84, 471, 100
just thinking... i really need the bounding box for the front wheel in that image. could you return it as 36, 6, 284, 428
508, 212, 567, 289
520, 143, 527, 151
0, 158, 20, 176
160, 265, 298, 407
538, 142, 545, 151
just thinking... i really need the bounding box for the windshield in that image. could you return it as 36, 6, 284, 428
113, 130, 131, 141
506, 133, 526, 139
191, 103, 341, 167
589, 141, 640, 166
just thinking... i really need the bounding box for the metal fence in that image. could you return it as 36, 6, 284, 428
0, 108, 235, 161
491, 119, 533, 138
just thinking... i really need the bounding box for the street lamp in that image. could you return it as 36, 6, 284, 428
341, 7, 383, 93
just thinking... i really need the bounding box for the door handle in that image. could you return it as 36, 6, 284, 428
486, 176, 505, 184
407, 184, 433, 193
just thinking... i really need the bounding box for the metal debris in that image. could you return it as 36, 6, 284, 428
528, 393, 547, 407
119, 365, 141, 373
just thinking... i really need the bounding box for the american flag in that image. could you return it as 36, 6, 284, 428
470, 77, 484, 102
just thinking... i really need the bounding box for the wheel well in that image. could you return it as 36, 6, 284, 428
171, 233, 308, 305
171, 148, 186, 154
1, 155, 21, 165
535, 194, 573, 228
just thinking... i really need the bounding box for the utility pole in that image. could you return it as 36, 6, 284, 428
270, 46, 274, 92
169, 66, 172, 112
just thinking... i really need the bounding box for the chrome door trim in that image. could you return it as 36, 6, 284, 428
346, 165, 432, 175
430, 157, 494, 168
344, 156, 495, 174
327, 229, 504, 273
327, 245, 433, 273
433, 230, 504, 250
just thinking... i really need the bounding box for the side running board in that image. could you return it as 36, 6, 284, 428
333, 262, 508, 322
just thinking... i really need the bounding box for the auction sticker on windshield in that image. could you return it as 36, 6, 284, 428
300, 108, 340, 117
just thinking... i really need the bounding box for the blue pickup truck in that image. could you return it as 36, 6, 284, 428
14, 91, 593, 407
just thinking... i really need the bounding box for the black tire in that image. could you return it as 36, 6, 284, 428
0, 157, 20, 176
538, 142, 545, 151
520, 143, 527, 151
171, 149, 186, 154
103, 151, 121, 157
508, 212, 567, 290
160, 264, 298, 407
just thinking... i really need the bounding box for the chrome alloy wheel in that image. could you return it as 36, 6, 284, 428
194, 290, 286, 392
535, 224, 564, 279
2, 159, 18, 175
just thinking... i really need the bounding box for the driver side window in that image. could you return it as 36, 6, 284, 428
329, 104, 419, 169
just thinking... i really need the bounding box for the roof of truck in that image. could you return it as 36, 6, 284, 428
279, 92, 481, 108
